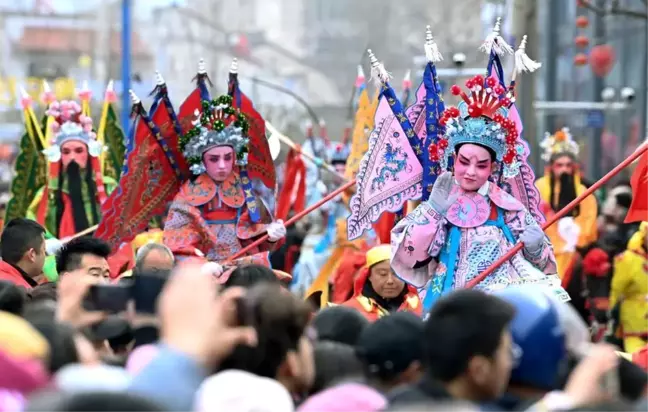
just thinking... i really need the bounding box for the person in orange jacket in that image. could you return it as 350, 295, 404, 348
342, 244, 421, 322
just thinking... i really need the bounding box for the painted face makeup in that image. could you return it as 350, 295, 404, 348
61, 140, 89, 169
203, 145, 235, 182
551, 154, 574, 178
454, 144, 493, 192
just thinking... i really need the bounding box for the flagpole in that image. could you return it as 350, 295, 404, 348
224, 179, 356, 264
120, 0, 132, 132
467, 141, 648, 289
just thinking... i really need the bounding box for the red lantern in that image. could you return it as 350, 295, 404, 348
574, 35, 589, 48
590, 44, 616, 77
576, 16, 589, 28
574, 53, 588, 66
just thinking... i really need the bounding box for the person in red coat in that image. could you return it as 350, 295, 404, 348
343, 244, 422, 321
0, 218, 47, 290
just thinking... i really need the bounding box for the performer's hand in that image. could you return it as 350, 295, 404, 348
45, 238, 65, 256
520, 224, 545, 255
201, 261, 223, 277
267, 219, 287, 242
428, 171, 458, 214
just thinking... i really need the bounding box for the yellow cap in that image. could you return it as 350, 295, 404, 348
366, 244, 391, 268
0, 311, 50, 360
132, 230, 164, 252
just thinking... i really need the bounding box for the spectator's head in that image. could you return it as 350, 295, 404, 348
424, 289, 516, 403
0, 218, 46, 278
223, 264, 282, 289
0, 279, 27, 314
311, 305, 369, 346
56, 237, 111, 283
134, 243, 174, 273
494, 286, 572, 391
356, 311, 425, 392
27, 391, 164, 411
366, 245, 406, 299
29, 282, 58, 303
311, 341, 363, 395
218, 283, 315, 397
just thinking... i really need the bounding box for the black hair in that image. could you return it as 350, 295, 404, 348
23, 308, 79, 374
310, 341, 363, 395
217, 283, 312, 379
424, 289, 516, 382
0, 279, 27, 314
55, 236, 111, 274
0, 218, 45, 265
311, 305, 369, 346
29, 282, 59, 303
455, 143, 497, 163
223, 264, 280, 289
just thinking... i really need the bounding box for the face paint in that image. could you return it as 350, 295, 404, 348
551, 154, 575, 178
454, 144, 493, 192
203, 145, 235, 182
61, 140, 89, 169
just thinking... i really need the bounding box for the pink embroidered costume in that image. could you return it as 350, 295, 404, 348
163, 61, 284, 272
95, 59, 283, 278
345, 24, 568, 314
390, 27, 568, 312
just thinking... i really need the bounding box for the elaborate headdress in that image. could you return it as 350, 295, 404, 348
429, 28, 541, 179
433, 75, 518, 176
41, 100, 105, 162
180, 94, 250, 175
539, 127, 580, 162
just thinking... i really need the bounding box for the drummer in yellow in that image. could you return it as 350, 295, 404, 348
535, 128, 598, 282
610, 221, 648, 353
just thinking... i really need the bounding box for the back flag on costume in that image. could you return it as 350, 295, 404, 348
347, 50, 424, 240
487, 43, 545, 225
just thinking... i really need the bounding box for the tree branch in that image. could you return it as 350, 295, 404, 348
580, 0, 648, 19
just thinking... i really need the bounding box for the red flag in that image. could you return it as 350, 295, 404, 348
275, 149, 306, 220
96, 96, 200, 249
372, 212, 397, 244
625, 150, 648, 223
232, 91, 276, 190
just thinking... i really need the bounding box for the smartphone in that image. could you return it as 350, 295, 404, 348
132, 271, 169, 314
84, 284, 132, 313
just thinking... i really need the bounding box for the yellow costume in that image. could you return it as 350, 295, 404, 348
610, 222, 648, 353
536, 128, 598, 280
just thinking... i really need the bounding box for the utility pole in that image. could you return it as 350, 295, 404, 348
121, 0, 131, 132
591, 0, 606, 181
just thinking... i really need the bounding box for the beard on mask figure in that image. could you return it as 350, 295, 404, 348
550, 171, 579, 217
55, 159, 99, 236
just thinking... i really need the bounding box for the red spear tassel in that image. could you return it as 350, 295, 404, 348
225, 179, 357, 264
467, 141, 648, 289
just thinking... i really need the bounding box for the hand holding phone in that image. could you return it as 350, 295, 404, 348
84, 284, 132, 313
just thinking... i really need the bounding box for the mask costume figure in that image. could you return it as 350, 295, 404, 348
536, 128, 598, 282
374, 26, 568, 313
305, 69, 380, 307
163, 94, 285, 275
27, 99, 115, 239
290, 123, 337, 297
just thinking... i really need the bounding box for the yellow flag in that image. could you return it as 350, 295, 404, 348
345, 89, 378, 180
